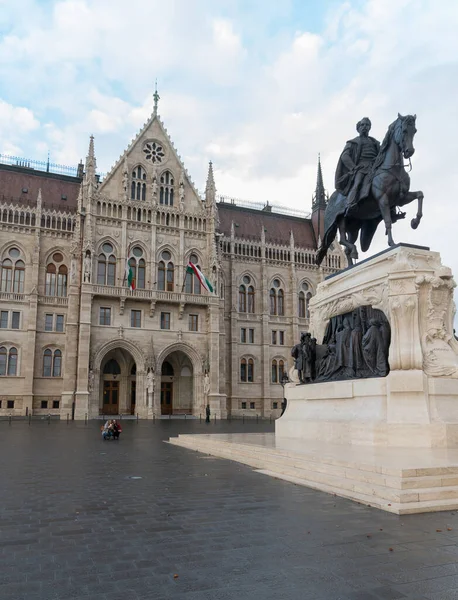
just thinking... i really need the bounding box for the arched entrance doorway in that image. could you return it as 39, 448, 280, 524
100, 348, 136, 416
160, 351, 193, 415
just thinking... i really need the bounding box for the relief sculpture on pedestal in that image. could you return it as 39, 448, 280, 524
292, 305, 390, 384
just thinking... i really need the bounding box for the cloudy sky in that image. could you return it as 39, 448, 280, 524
0, 0, 457, 304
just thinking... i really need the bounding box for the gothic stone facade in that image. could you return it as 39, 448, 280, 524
0, 110, 342, 419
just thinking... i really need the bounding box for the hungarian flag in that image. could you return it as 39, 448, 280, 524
125, 259, 135, 291
186, 262, 214, 293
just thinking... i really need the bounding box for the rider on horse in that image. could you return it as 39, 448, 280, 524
316, 113, 422, 267
335, 117, 380, 216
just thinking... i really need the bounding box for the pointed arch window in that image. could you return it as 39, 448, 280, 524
97, 243, 116, 286
1, 248, 25, 293
271, 358, 286, 383
271, 359, 278, 383
299, 282, 313, 319
158, 250, 174, 291
45, 252, 68, 296
240, 358, 247, 382
185, 254, 201, 294
248, 286, 255, 313
269, 288, 276, 315
240, 358, 254, 382
0, 346, 18, 376
269, 279, 284, 316
159, 171, 174, 206
13, 260, 25, 293
1, 259, 12, 292
278, 289, 284, 316
239, 285, 246, 312
131, 166, 147, 201
239, 275, 254, 313
43, 348, 62, 377
128, 246, 146, 289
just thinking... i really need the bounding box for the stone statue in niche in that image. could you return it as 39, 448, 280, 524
203, 372, 210, 398
83, 251, 92, 283
292, 305, 390, 383
88, 369, 94, 393
152, 168, 158, 199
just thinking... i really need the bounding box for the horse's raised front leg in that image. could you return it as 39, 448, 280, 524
379, 193, 395, 246
404, 191, 424, 229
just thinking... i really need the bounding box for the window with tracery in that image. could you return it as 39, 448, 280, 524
269, 279, 284, 316
298, 282, 313, 319
128, 246, 146, 289
1, 248, 25, 293
271, 359, 285, 383
158, 250, 174, 291
0, 346, 18, 376
43, 348, 62, 377
185, 254, 201, 294
131, 165, 147, 201
97, 243, 116, 286
45, 252, 67, 296
240, 358, 254, 382
159, 171, 174, 206
239, 275, 255, 312
143, 140, 165, 164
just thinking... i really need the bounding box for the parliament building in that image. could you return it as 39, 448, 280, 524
0, 99, 343, 419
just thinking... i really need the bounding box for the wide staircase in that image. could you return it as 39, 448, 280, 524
167, 433, 458, 514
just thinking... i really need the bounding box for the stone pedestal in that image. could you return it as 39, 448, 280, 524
169, 245, 458, 514
277, 244, 458, 448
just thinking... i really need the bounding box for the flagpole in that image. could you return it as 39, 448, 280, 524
123, 242, 131, 288
181, 261, 188, 293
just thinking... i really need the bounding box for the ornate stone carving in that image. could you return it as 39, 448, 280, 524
416, 274, 458, 377
296, 306, 390, 383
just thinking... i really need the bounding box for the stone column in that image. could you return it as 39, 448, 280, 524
61, 256, 82, 418
74, 284, 93, 419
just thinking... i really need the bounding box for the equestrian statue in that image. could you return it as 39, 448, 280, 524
316, 114, 424, 267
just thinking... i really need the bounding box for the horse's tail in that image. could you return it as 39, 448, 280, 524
316, 222, 337, 266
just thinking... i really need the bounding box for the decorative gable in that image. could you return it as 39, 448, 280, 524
99, 110, 203, 213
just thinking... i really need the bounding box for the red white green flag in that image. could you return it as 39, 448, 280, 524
186, 262, 214, 293
125, 259, 135, 291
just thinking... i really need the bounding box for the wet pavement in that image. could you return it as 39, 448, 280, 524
1, 419, 458, 599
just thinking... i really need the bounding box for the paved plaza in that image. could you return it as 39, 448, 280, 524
1, 420, 458, 600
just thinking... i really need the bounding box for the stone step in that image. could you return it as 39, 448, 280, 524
168, 435, 458, 514
255, 470, 458, 515
169, 436, 458, 490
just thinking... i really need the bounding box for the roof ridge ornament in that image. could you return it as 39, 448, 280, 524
153, 80, 160, 116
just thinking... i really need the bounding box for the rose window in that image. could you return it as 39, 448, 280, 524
143, 141, 165, 164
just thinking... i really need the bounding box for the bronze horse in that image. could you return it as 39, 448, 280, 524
316, 114, 424, 267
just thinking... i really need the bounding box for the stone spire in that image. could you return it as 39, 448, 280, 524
84, 135, 97, 183
289, 229, 294, 250
312, 153, 327, 209
205, 161, 216, 205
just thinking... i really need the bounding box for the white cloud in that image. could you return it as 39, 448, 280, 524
0, 0, 457, 309
0, 100, 39, 155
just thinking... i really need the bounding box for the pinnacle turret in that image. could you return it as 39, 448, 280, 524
85, 135, 97, 182
312, 153, 327, 209
205, 161, 216, 204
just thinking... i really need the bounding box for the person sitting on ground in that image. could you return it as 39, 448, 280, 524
112, 419, 122, 440
102, 419, 114, 440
